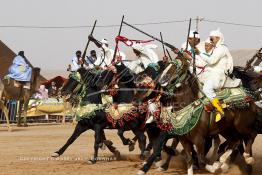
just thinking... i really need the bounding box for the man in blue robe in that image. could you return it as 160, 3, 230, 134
7, 51, 32, 82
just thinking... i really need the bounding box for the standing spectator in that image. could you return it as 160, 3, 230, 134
48, 81, 58, 97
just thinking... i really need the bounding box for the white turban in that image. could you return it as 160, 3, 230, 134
209, 28, 224, 46
132, 43, 144, 52
210, 28, 223, 37
100, 38, 108, 44
189, 31, 200, 38
132, 43, 158, 52
205, 38, 212, 44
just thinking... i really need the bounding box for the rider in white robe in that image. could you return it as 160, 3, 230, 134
199, 29, 240, 121
181, 31, 207, 75
125, 43, 159, 74
89, 37, 126, 69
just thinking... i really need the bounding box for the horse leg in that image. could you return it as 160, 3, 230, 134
100, 130, 121, 160
144, 122, 161, 156
243, 133, 256, 165
194, 137, 207, 169
132, 129, 147, 160
129, 135, 138, 152
117, 129, 133, 145
158, 137, 179, 172
0, 100, 12, 131
52, 122, 89, 157
211, 135, 221, 160
88, 124, 103, 164
138, 131, 168, 175
242, 133, 257, 174
180, 138, 194, 175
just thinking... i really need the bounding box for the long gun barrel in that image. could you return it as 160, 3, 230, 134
82, 20, 97, 59
245, 48, 262, 70
123, 21, 182, 56
112, 15, 125, 64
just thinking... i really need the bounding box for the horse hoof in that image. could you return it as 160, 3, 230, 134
141, 162, 147, 166
87, 159, 96, 164
114, 150, 121, 160
205, 164, 216, 173
99, 143, 106, 150
245, 157, 255, 165
213, 161, 222, 170
157, 167, 165, 172
8, 127, 12, 132
137, 170, 145, 175
154, 160, 163, 168
143, 151, 150, 157
140, 154, 145, 160
219, 149, 232, 163
128, 142, 135, 152
51, 152, 60, 158
221, 163, 230, 173
104, 140, 113, 146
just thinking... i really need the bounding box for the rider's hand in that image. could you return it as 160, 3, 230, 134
182, 52, 192, 60
172, 48, 180, 54
194, 48, 200, 55
163, 55, 168, 62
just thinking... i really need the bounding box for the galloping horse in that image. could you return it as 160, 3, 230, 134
53, 64, 150, 163
139, 56, 259, 175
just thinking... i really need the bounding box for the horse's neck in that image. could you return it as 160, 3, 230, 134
113, 84, 134, 104
171, 75, 199, 110
83, 86, 102, 104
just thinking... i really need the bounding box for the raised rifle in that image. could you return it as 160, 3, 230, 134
245, 48, 262, 71
82, 20, 97, 60
123, 20, 183, 57
112, 15, 125, 64
160, 32, 171, 61
185, 18, 192, 51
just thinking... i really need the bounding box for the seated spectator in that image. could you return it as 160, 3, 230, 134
34, 85, 48, 99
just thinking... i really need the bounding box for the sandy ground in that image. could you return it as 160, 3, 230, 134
0, 124, 262, 175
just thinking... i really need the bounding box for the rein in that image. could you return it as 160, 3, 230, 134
165, 60, 187, 94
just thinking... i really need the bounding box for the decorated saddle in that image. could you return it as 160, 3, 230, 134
153, 86, 254, 135
75, 103, 105, 121
106, 103, 148, 128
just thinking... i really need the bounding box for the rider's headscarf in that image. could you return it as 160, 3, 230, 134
209, 28, 224, 46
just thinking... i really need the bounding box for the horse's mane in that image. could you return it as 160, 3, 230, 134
186, 71, 201, 99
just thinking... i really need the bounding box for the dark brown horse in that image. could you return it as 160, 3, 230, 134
139, 56, 259, 175
1, 68, 40, 127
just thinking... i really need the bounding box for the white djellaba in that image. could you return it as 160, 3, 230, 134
124, 43, 159, 74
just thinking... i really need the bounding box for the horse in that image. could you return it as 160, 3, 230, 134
0, 67, 40, 127
53, 64, 150, 163
138, 56, 259, 175
52, 68, 121, 162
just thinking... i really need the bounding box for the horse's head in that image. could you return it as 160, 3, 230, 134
134, 61, 168, 102
158, 57, 189, 87
61, 67, 93, 97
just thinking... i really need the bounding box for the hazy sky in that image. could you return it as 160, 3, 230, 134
0, 0, 261, 78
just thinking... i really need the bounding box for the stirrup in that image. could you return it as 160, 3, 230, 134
215, 112, 224, 122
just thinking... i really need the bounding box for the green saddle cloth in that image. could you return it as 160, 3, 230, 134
161, 100, 204, 136
203, 86, 249, 105
75, 103, 105, 121
163, 87, 251, 135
